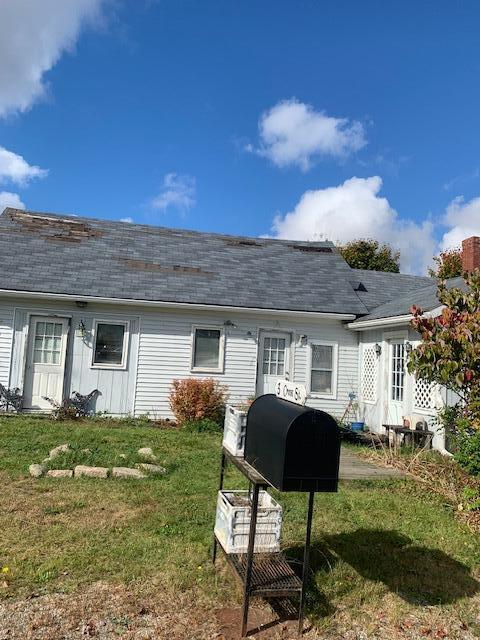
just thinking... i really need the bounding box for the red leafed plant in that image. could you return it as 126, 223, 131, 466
169, 378, 228, 426
407, 271, 480, 429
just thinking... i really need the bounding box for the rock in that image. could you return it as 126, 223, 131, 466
112, 467, 146, 479
136, 463, 166, 475
137, 447, 157, 461
118, 453, 127, 459
81, 448, 91, 454
29, 463, 46, 478
49, 444, 70, 459
47, 469, 73, 478
74, 465, 108, 479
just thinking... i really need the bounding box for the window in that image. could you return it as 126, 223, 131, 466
33, 321, 63, 365
308, 342, 337, 397
191, 326, 225, 372
390, 342, 405, 402
262, 336, 286, 376
92, 321, 129, 368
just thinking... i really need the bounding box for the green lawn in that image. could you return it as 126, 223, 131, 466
1, 416, 479, 637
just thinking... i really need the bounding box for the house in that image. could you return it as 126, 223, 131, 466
0, 207, 477, 452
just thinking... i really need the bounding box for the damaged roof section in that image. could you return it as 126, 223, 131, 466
0, 208, 433, 316
10, 210, 103, 243
0, 207, 369, 314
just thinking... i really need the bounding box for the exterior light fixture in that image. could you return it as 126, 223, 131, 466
75, 300, 88, 308
405, 341, 413, 354
375, 343, 382, 357
78, 320, 87, 337
299, 335, 308, 347
224, 320, 237, 328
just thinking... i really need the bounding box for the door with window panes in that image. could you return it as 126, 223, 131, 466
256, 331, 291, 395
23, 316, 69, 410
385, 338, 407, 425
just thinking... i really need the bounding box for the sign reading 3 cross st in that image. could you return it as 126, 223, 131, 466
275, 379, 307, 406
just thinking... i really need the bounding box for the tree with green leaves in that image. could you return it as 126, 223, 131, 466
428, 248, 463, 280
407, 271, 480, 430
338, 239, 400, 272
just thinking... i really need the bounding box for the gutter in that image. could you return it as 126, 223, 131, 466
0, 288, 356, 321
347, 314, 412, 330
348, 305, 444, 331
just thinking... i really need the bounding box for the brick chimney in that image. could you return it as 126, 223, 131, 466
462, 236, 480, 273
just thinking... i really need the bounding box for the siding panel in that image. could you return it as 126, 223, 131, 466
135, 308, 359, 419
0, 301, 15, 386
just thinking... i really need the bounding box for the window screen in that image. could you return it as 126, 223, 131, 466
93, 323, 126, 366
310, 344, 334, 394
193, 328, 221, 369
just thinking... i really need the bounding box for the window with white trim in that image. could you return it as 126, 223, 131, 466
308, 342, 337, 397
191, 326, 225, 372
390, 342, 405, 402
92, 320, 129, 368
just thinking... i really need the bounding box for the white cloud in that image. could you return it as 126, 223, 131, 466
151, 173, 196, 213
248, 99, 366, 170
0, 146, 47, 185
0, 0, 107, 118
441, 195, 480, 250
0, 191, 26, 212
120, 217, 134, 223
271, 176, 436, 275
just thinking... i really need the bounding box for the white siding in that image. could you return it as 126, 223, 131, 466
0, 300, 15, 386
135, 307, 359, 419
2, 294, 360, 421
5, 297, 139, 415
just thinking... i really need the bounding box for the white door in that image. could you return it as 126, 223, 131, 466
256, 331, 291, 396
384, 338, 406, 425
23, 316, 69, 411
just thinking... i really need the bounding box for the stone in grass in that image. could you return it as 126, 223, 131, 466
29, 463, 46, 478
74, 465, 108, 479
48, 444, 70, 460
137, 447, 157, 461
136, 463, 166, 475
112, 467, 146, 479
47, 469, 73, 478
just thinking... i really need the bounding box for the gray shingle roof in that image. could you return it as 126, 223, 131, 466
353, 276, 467, 322
1, 208, 440, 318
351, 269, 434, 311
0, 208, 372, 314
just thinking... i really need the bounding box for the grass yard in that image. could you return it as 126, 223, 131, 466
1, 416, 480, 639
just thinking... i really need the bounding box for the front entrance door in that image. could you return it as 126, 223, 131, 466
384, 338, 406, 425
256, 331, 291, 396
23, 316, 69, 410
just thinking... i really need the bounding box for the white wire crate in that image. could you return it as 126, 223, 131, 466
214, 490, 283, 554
222, 405, 248, 457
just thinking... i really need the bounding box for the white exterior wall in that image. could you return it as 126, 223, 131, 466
0, 294, 359, 420
0, 299, 15, 386
135, 307, 359, 419
357, 324, 446, 450
4, 297, 139, 415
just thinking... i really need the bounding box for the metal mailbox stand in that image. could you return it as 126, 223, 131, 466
212, 447, 315, 637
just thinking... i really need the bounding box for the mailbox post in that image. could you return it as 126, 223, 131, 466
213, 391, 341, 637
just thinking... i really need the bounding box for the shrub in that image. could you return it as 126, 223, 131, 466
454, 429, 480, 476
169, 378, 227, 426
183, 418, 222, 433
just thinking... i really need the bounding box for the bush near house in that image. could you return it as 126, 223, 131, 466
408, 271, 480, 476
169, 378, 227, 427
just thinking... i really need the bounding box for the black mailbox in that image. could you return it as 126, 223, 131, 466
244, 394, 341, 492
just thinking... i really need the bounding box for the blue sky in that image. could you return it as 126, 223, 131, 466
1, 1, 480, 274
